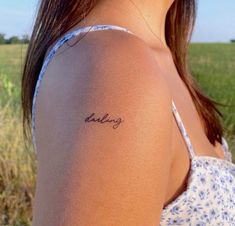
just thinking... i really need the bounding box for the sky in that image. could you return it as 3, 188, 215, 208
0, 0, 234, 42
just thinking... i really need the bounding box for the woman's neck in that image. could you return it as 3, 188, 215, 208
83, 0, 174, 49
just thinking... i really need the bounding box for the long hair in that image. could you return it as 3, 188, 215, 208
21, 0, 228, 149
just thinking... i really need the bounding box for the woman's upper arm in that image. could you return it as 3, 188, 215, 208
32, 33, 174, 226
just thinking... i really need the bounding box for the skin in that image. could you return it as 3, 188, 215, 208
32, 0, 226, 225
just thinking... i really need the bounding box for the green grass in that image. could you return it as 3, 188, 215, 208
0, 44, 36, 226
189, 43, 235, 151
0, 43, 234, 225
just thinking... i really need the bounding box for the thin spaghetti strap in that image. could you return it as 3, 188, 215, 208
222, 137, 229, 153
31, 24, 136, 152
171, 100, 196, 159
221, 137, 232, 162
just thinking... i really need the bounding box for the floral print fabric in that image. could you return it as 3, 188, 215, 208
160, 155, 235, 225
31, 25, 235, 225
161, 101, 235, 225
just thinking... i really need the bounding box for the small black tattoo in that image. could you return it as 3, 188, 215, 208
84, 112, 124, 129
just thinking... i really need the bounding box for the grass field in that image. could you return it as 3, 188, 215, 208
189, 43, 235, 148
0, 43, 234, 225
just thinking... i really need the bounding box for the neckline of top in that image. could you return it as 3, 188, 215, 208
192, 154, 233, 166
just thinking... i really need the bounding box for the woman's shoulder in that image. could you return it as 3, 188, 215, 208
45, 24, 171, 96
40, 24, 173, 119
34, 26, 175, 225
36, 24, 174, 158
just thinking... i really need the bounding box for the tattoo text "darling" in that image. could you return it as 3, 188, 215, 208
84, 113, 124, 129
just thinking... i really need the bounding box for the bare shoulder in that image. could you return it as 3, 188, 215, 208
41, 26, 173, 120
33, 29, 174, 225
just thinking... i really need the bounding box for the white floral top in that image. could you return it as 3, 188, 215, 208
160, 102, 235, 225
31, 24, 235, 225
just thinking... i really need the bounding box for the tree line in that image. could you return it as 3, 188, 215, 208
1, 32, 234, 44
0, 33, 30, 44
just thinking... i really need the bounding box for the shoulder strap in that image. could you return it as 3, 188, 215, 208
221, 137, 232, 162
31, 24, 136, 152
172, 100, 196, 159
172, 100, 233, 162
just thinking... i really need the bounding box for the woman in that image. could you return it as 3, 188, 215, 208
22, 0, 235, 225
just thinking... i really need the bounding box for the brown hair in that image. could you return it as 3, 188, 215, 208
21, 0, 228, 148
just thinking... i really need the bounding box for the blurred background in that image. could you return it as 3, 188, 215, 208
0, 0, 234, 225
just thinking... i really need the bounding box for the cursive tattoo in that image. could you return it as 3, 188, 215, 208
84, 112, 124, 129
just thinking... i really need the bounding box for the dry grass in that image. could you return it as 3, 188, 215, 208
0, 44, 37, 225
0, 99, 36, 225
